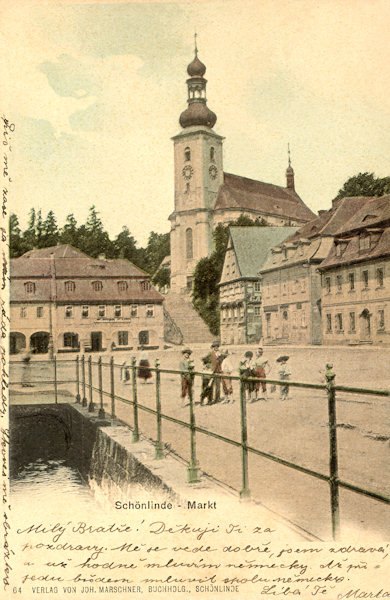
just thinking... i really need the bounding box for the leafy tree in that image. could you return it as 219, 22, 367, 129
152, 265, 170, 289
144, 231, 170, 274
192, 216, 267, 335
335, 172, 390, 201
112, 226, 144, 266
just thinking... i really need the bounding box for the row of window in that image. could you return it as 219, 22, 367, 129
19, 304, 155, 319
23, 280, 151, 294
263, 278, 307, 297
324, 268, 384, 293
62, 330, 150, 348
325, 310, 385, 333
184, 146, 215, 162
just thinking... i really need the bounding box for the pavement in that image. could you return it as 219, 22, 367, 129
9, 344, 390, 540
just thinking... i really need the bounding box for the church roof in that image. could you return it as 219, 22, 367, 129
229, 226, 298, 278
214, 173, 315, 223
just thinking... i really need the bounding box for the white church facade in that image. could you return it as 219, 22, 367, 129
169, 43, 315, 293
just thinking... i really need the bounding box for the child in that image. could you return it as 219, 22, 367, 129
253, 347, 269, 401
241, 350, 255, 402
221, 349, 234, 403
276, 355, 290, 400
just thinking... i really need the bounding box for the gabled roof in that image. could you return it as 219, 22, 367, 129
214, 173, 315, 223
283, 196, 373, 244
228, 226, 298, 278
336, 195, 390, 235
318, 227, 390, 271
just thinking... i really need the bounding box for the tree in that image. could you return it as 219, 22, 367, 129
144, 231, 170, 275
9, 213, 29, 257
112, 226, 142, 265
60, 213, 79, 247
81, 205, 113, 258
41, 210, 59, 247
335, 172, 390, 201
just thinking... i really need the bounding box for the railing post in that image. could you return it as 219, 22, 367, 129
187, 361, 199, 483
131, 356, 139, 442
110, 356, 116, 419
88, 355, 95, 412
53, 355, 58, 405
81, 355, 87, 407
239, 363, 250, 498
75, 355, 81, 403
326, 363, 340, 540
155, 359, 164, 460
98, 356, 105, 419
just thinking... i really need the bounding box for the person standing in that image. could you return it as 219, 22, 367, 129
240, 350, 255, 402
179, 348, 193, 407
210, 340, 222, 403
253, 347, 270, 401
137, 346, 152, 383
21, 348, 33, 388
220, 349, 234, 403
199, 355, 214, 406
276, 355, 291, 400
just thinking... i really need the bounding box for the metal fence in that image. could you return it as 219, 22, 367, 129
10, 354, 390, 540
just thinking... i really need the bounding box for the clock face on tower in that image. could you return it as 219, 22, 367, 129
182, 165, 193, 180
209, 165, 218, 180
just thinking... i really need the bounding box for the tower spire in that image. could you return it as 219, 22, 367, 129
179, 40, 217, 129
286, 143, 295, 191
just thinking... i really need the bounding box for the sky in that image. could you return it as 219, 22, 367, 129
2, 0, 390, 245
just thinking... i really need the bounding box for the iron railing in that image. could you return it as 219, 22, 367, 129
9, 355, 390, 540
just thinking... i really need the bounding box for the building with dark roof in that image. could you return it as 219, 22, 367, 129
318, 195, 390, 346
10, 245, 164, 354
219, 226, 297, 344
169, 44, 315, 294
259, 196, 371, 345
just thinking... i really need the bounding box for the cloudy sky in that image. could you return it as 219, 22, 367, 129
3, 0, 390, 244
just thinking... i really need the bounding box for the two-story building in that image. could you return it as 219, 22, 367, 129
318, 195, 390, 346
219, 227, 297, 344
10, 245, 164, 354
259, 196, 369, 345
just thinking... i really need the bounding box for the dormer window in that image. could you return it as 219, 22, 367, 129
283, 247, 287, 260
140, 280, 150, 291
92, 281, 103, 292
335, 242, 348, 257
65, 280, 75, 292
184, 147, 191, 162
117, 280, 128, 292
359, 234, 370, 251
24, 282, 36, 294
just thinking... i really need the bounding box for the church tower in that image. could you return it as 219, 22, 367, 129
169, 38, 224, 293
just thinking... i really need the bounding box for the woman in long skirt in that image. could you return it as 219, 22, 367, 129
137, 346, 152, 383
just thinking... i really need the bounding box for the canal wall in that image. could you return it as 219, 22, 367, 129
10, 403, 213, 505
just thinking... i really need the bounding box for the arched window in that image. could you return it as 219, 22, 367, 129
65, 281, 75, 292
186, 228, 193, 260
92, 280, 103, 292
117, 280, 128, 292
210, 146, 215, 161
184, 147, 191, 162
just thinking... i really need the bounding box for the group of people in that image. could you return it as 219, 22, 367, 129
180, 341, 292, 407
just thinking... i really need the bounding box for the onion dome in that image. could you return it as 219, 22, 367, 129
178, 38, 217, 129
187, 55, 206, 77
180, 103, 217, 129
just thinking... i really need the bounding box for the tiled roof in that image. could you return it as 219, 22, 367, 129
214, 173, 315, 222
283, 196, 373, 244
10, 245, 163, 303
229, 226, 298, 277
318, 227, 390, 271
336, 195, 390, 235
